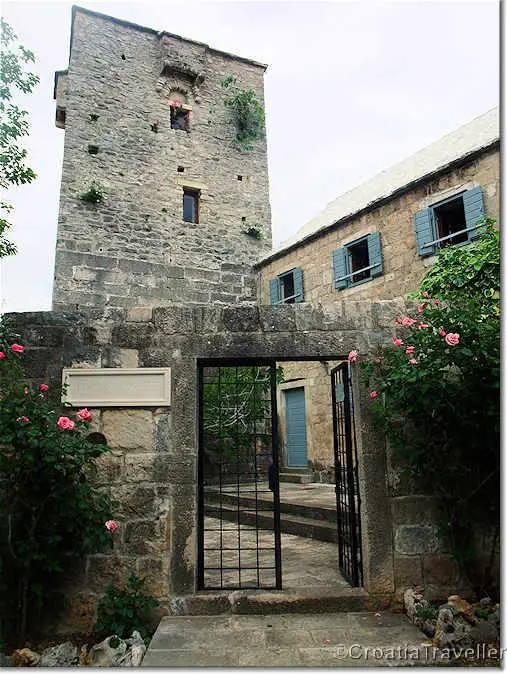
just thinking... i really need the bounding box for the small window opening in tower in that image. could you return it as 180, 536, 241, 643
237, 175, 243, 181
121, 54, 126, 60
177, 166, 185, 173
183, 189, 200, 223
170, 103, 190, 131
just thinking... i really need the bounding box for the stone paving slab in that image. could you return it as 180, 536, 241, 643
142, 612, 437, 667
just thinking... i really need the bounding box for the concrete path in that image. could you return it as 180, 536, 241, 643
142, 612, 438, 667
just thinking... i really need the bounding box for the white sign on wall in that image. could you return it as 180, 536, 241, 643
62, 368, 171, 407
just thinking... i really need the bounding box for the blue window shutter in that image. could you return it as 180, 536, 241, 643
414, 208, 437, 256
269, 278, 281, 304
293, 267, 304, 302
333, 248, 348, 290
463, 186, 485, 241
367, 232, 383, 278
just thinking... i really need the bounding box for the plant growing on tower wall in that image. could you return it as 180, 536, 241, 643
222, 75, 265, 151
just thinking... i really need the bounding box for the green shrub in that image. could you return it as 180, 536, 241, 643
358, 217, 499, 596
0, 321, 116, 642
94, 575, 159, 641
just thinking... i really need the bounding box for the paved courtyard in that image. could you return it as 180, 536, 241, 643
202, 517, 349, 590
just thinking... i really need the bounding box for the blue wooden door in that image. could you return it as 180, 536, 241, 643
285, 388, 308, 467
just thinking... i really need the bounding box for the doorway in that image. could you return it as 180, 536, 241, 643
284, 387, 308, 467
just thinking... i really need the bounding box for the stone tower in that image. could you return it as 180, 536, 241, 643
52, 6, 272, 311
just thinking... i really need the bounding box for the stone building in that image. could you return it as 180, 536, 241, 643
3, 8, 499, 631
52, 6, 271, 312
256, 107, 500, 482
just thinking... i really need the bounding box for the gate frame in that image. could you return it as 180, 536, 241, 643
331, 362, 364, 587
196, 358, 283, 590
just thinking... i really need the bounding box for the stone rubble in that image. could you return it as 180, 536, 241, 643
403, 588, 500, 651
6, 631, 146, 668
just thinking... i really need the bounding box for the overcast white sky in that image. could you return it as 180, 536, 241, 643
0, 0, 499, 313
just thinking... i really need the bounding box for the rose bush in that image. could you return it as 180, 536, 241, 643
358, 217, 500, 596
0, 323, 116, 642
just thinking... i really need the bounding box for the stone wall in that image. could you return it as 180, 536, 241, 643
258, 145, 499, 305
52, 7, 271, 311
7, 301, 476, 623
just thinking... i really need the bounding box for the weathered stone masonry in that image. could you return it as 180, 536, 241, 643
53, 7, 272, 312
7, 301, 464, 623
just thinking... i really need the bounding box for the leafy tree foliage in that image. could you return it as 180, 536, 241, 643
360, 218, 500, 596
0, 18, 39, 257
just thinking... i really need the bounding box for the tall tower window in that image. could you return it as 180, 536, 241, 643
183, 189, 199, 223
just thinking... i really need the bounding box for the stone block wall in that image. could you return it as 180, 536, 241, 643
52, 7, 271, 311
6, 301, 483, 623
257, 145, 499, 305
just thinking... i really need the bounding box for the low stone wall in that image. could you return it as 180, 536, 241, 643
5, 300, 466, 626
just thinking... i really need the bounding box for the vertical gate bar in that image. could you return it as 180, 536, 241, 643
197, 362, 205, 590
270, 363, 282, 590
235, 366, 242, 588
253, 367, 260, 588
330, 367, 342, 573
218, 366, 223, 589
342, 362, 360, 586
348, 363, 364, 586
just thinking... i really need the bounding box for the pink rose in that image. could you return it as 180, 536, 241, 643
445, 333, 460, 346
24, 387, 28, 395
434, 299, 439, 305
40, 383, 49, 392
105, 520, 119, 532
0, 352, 5, 359
77, 408, 93, 423
392, 337, 404, 347
418, 324, 429, 330
402, 317, 416, 327
439, 330, 446, 337
348, 350, 358, 363
395, 317, 403, 324
422, 292, 429, 298
375, 358, 381, 364
406, 346, 415, 354
17, 416, 29, 423
370, 391, 377, 398
418, 304, 424, 313
57, 416, 75, 431
11, 344, 24, 354
409, 358, 417, 365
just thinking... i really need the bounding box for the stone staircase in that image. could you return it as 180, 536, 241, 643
278, 467, 316, 484
204, 487, 338, 543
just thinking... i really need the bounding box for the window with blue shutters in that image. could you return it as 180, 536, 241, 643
269, 267, 304, 304
414, 186, 485, 256
332, 233, 383, 290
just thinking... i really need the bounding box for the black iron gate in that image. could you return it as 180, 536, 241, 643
331, 362, 363, 586
197, 361, 282, 590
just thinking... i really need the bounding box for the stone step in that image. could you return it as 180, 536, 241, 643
279, 471, 315, 484
204, 489, 337, 522
142, 612, 432, 667
162, 587, 370, 618
205, 503, 338, 543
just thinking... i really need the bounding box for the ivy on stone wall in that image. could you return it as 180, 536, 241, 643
222, 76, 265, 151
